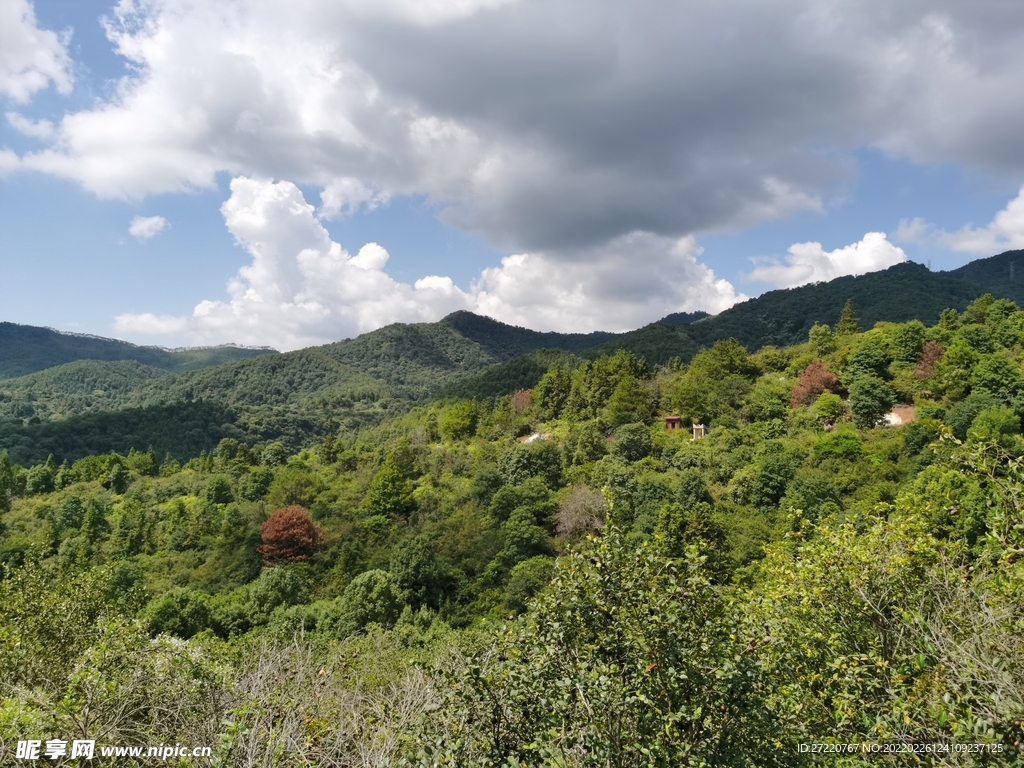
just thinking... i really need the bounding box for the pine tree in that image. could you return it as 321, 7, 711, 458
364, 455, 414, 516
835, 299, 860, 335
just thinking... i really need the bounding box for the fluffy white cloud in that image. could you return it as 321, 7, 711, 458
473, 234, 743, 333
0, 0, 72, 102
895, 187, 1024, 255
746, 232, 907, 289
14, 0, 1024, 253
115, 177, 741, 349
128, 214, 169, 240
937, 187, 1024, 255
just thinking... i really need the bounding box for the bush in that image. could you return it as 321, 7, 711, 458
144, 588, 211, 639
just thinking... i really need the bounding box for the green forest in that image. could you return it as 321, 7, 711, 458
2, 291, 1024, 765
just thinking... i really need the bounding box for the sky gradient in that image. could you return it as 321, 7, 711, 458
2, 0, 1023, 350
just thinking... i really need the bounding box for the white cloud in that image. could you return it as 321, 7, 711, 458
318, 177, 390, 220
13, 0, 1024, 253
473, 234, 743, 333
746, 232, 907, 289
0, 0, 72, 102
6, 110, 54, 139
128, 214, 169, 240
893, 187, 1024, 256
894, 216, 932, 244
114, 177, 742, 349
935, 186, 1024, 255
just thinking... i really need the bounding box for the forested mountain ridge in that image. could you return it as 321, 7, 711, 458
3, 249, 1022, 465
0, 321, 277, 379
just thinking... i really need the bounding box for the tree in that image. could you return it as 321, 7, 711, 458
555, 485, 607, 540
835, 299, 860, 335
610, 422, 653, 463
604, 375, 656, 426
892, 320, 926, 363
0, 451, 15, 512
845, 338, 889, 379
364, 455, 414, 516
790, 359, 838, 407
439, 400, 476, 441
239, 466, 274, 501
338, 569, 404, 630
145, 588, 211, 639
499, 441, 562, 488
510, 388, 532, 415
534, 366, 572, 419
914, 340, 945, 380
205, 475, 234, 505
416, 526, 777, 765
847, 375, 896, 428
808, 323, 836, 356
813, 392, 845, 429
257, 506, 323, 564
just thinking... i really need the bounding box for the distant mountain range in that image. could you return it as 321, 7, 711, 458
0, 322, 276, 380
1, 248, 1020, 464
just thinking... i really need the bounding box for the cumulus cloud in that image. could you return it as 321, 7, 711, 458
0, 0, 72, 102
746, 233, 907, 290
128, 214, 169, 240
936, 187, 1024, 255
12, 0, 1024, 254
473, 234, 743, 333
894, 187, 1024, 255
114, 177, 741, 349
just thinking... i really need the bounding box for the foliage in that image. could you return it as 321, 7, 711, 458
257, 506, 323, 564
835, 299, 861, 335
790, 359, 838, 407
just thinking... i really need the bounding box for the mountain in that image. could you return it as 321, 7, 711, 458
0, 316, 624, 463
0, 322, 277, 379
946, 249, 1024, 303
3, 249, 1022, 464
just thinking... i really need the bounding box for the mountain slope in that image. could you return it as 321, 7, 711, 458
946, 249, 1024, 304
682, 261, 982, 352
0, 360, 169, 422
0, 322, 277, 379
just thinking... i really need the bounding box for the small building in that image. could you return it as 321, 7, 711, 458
664, 416, 683, 431
692, 423, 706, 440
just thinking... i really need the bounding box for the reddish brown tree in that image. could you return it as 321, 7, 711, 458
257, 505, 323, 564
914, 341, 945, 380
790, 359, 838, 408
510, 388, 532, 415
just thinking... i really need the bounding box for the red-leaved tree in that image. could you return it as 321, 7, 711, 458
791, 359, 839, 408
914, 341, 945, 380
511, 388, 532, 415
257, 505, 323, 564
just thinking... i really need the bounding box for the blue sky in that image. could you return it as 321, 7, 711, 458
2, 0, 1023, 350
